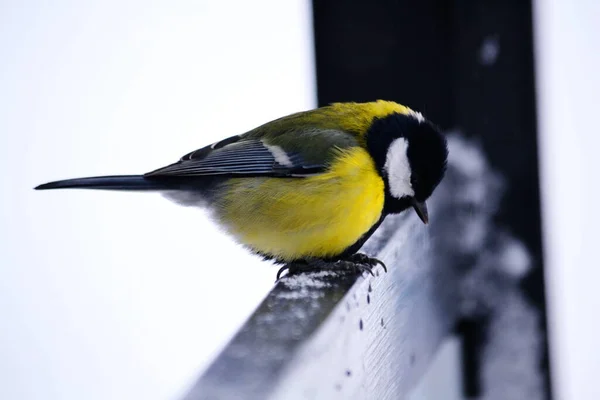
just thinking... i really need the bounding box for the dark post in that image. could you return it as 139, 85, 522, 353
313, 0, 550, 398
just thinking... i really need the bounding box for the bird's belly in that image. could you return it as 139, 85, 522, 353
213, 150, 385, 262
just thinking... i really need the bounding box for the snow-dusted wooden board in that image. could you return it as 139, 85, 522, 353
182, 135, 541, 400
183, 207, 462, 399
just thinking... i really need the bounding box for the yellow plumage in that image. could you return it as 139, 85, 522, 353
216, 147, 385, 261
314, 100, 413, 138
211, 101, 416, 261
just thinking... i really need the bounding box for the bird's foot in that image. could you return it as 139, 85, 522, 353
275, 253, 386, 281
342, 253, 388, 274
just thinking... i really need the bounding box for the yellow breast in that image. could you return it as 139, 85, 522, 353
214, 148, 385, 261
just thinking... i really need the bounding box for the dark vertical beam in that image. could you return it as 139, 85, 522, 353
452, 1, 543, 279
457, 317, 488, 398
313, 0, 551, 398
451, 2, 550, 397
312, 0, 455, 128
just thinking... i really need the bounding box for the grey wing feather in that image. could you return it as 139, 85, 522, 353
145, 135, 322, 178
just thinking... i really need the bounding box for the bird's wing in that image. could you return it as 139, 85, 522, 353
145, 128, 358, 178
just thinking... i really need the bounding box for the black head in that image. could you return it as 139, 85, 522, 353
366, 111, 448, 222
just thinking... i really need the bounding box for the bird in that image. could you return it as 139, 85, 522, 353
35, 100, 448, 279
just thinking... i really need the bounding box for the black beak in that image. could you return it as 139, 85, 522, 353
411, 199, 429, 224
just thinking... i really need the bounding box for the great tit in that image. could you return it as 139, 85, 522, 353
36, 100, 448, 277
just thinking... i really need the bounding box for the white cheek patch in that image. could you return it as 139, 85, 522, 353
384, 138, 415, 198
261, 141, 293, 167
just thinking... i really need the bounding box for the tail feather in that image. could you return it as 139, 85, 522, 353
34, 175, 168, 191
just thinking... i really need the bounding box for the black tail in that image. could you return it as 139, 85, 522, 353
34, 175, 169, 191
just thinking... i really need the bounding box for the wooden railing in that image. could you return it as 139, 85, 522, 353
182, 135, 546, 400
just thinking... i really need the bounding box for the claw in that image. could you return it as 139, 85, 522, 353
276, 265, 289, 281
371, 257, 388, 273
345, 253, 388, 273
275, 260, 328, 281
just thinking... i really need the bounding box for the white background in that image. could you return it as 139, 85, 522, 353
534, 0, 600, 399
0, 1, 315, 399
